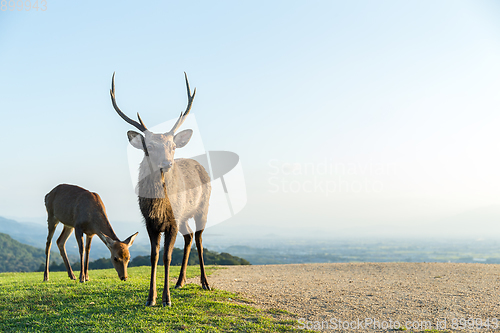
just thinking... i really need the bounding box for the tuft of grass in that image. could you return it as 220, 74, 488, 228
0, 266, 301, 332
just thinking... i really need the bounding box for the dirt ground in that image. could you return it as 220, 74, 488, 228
189, 263, 500, 332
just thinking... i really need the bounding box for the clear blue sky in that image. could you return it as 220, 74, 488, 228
1, 1, 500, 237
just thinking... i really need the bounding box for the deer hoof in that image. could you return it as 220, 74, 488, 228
146, 300, 156, 306
174, 284, 183, 289
162, 301, 172, 307
202, 284, 211, 291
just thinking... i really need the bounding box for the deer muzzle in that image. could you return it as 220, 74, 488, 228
160, 161, 173, 172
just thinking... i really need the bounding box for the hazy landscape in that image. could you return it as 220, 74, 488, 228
1, 1, 500, 331
3, 205, 500, 272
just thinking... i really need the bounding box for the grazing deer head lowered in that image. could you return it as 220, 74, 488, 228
111, 72, 212, 307
43, 184, 138, 282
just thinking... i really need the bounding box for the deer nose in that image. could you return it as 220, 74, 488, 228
121, 276, 127, 281
160, 161, 173, 170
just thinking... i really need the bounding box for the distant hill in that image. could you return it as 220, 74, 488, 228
0, 216, 48, 248
0, 216, 148, 260
0, 233, 48, 273
0, 217, 251, 273
0, 230, 249, 274
43, 247, 250, 272
130, 247, 250, 267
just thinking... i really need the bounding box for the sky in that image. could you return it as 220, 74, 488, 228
1, 0, 500, 239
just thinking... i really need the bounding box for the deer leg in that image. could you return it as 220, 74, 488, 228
146, 227, 161, 306
84, 235, 93, 281
57, 226, 76, 280
162, 224, 178, 307
74, 227, 86, 283
43, 216, 58, 281
195, 229, 210, 290
175, 224, 193, 289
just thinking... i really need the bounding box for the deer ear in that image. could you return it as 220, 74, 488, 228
99, 232, 116, 250
173, 129, 193, 148
123, 232, 138, 247
127, 131, 145, 150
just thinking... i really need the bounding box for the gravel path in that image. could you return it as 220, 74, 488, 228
190, 263, 500, 332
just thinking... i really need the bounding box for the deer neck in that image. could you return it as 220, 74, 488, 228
96, 214, 120, 241
161, 163, 178, 185
96, 229, 119, 244
138, 160, 180, 199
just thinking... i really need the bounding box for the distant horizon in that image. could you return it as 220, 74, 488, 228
5, 200, 500, 242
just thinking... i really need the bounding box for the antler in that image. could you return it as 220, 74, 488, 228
110, 72, 148, 132
168, 72, 196, 134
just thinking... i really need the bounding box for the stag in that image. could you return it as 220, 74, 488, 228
110, 72, 211, 306
43, 184, 138, 282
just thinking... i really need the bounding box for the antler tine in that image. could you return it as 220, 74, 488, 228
110, 72, 148, 132
137, 113, 147, 129
168, 72, 196, 134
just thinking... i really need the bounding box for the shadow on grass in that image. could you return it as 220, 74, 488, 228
0, 266, 302, 332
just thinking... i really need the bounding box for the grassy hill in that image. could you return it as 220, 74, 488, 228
0, 230, 250, 274
130, 247, 250, 267
0, 233, 48, 273
0, 216, 48, 248
43, 247, 250, 273
0, 266, 298, 332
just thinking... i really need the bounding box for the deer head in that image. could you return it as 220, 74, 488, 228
100, 232, 138, 281
110, 72, 195, 174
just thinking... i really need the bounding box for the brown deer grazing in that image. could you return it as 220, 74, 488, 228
110, 72, 211, 306
43, 184, 138, 282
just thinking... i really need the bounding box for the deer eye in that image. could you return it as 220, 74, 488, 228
114, 257, 118, 262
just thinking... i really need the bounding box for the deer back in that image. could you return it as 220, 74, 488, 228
45, 184, 116, 237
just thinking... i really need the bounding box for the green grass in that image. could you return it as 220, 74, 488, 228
0, 266, 300, 332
